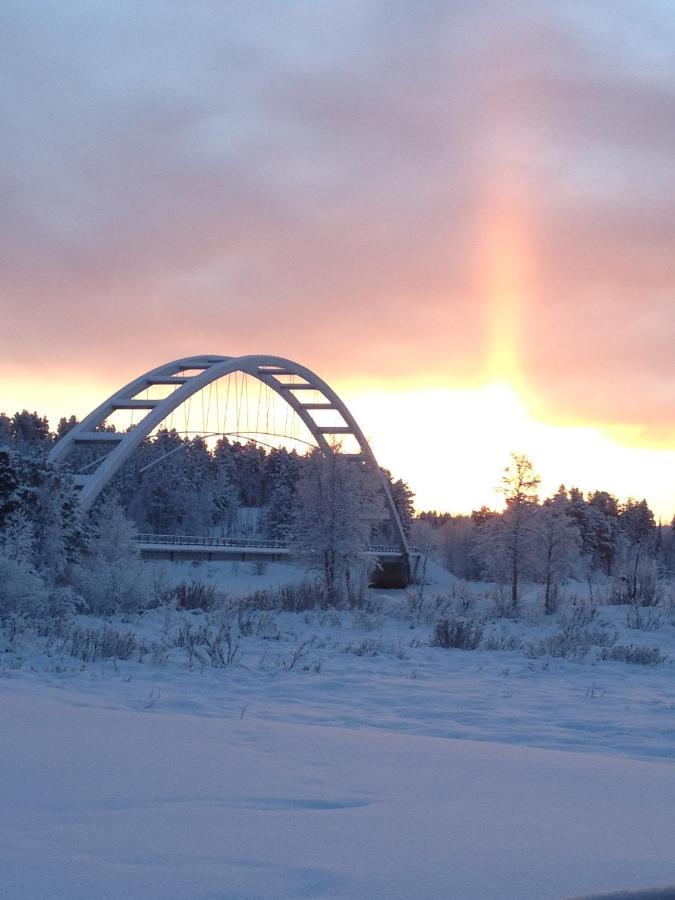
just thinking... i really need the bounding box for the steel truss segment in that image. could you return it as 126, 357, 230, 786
48, 354, 410, 556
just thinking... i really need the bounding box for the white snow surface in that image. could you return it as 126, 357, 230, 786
3, 561, 675, 899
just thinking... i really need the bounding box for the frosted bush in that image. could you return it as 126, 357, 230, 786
0, 552, 48, 620
402, 591, 453, 626
600, 644, 670, 666
173, 581, 218, 611
71, 498, 151, 615
342, 638, 381, 657
481, 630, 523, 652
431, 617, 484, 650
67, 625, 139, 662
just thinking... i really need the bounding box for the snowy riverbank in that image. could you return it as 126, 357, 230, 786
3, 562, 675, 898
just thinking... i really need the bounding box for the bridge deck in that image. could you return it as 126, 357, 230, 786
136, 533, 413, 559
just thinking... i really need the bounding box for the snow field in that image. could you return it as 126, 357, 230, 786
3, 677, 675, 900
3, 560, 675, 898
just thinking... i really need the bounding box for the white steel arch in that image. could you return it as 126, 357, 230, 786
49, 354, 410, 557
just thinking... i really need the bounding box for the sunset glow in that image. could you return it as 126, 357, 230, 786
341, 381, 675, 519
6, 367, 675, 521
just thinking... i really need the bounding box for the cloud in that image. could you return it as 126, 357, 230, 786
1, 0, 674, 436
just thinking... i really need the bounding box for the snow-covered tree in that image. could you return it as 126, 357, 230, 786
475, 454, 540, 610
182, 436, 216, 534
388, 475, 415, 537
72, 497, 150, 614
232, 441, 267, 506
11, 410, 51, 445
264, 473, 295, 541
0, 449, 19, 527
0, 414, 12, 445
531, 494, 582, 613
290, 447, 382, 605
0, 448, 82, 580
620, 498, 656, 602
213, 450, 240, 535
32, 474, 71, 579
585, 490, 621, 574
0, 511, 35, 566
56, 415, 78, 439
131, 430, 190, 532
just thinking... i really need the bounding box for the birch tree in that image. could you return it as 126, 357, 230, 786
290, 447, 381, 605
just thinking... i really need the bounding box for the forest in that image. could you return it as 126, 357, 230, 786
1, 408, 672, 620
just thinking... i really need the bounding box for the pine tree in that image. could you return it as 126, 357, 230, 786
11, 410, 51, 445
0, 449, 19, 527
384, 473, 415, 537
586, 490, 620, 574
2, 449, 82, 580
213, 451, 239, 536
182, 436, 216, 533
620, 499, 656, 602
264, 474, 295, 541
134, 430, 190, 532
0, 414, 12, 445
56, 415, 79, 439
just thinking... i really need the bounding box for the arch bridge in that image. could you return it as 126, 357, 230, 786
49, 355, 412, 585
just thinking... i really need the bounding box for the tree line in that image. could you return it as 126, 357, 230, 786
0, 410, 415, 613
1, 410, 673, 615
0, 409, 415, 543
414, 454, 671, 612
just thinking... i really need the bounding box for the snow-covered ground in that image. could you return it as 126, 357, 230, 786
3, 560, 675, 899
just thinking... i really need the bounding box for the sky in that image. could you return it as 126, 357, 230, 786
1, 1, 675, 515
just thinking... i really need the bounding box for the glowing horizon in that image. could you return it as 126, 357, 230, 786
3, 367, 675, 522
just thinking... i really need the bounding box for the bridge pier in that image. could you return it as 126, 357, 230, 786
369, 554, 411, 589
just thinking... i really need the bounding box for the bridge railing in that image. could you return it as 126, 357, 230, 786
136, 533, 289, 550
135, 533, 409, 554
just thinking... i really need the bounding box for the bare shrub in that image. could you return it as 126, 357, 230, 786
150, 641, 169, 665
236, 610, 280, 639
489, 585, 521, 619
607, 579, 628, 606
172, 622, 240, 667
203, 626, 240, 667
282, 639, 314, 670
528, 625, 616, 660
558, 598, 598, 630
342, 638, 381, 657
449, 581, 481, 613
431, 617, 484, 650
240, 582, 325, 613
625, 605, 662, 632
318, 609, 342, 628
529, 630, 591, 660
607, 570, 661, 607
481, 631, 523, 652
278, 583, 324, 611
67, 625, 139, 662
600, 644, 670, 666
173, 581, 218, 611
352, 610, 384, 631
527, 600, 615, 659
403, 592, 453, 626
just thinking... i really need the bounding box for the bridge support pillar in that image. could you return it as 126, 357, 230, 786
369, 554, 410, 589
